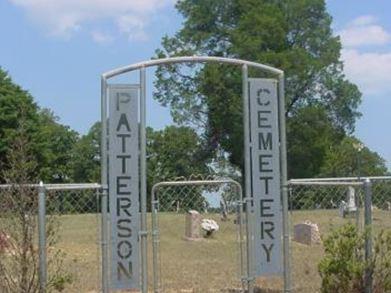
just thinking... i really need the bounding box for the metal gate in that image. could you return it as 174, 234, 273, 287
151, 179, 249, 292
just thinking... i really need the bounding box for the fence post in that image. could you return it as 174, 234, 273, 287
364, 178, 373, 293
38, 181, 47, 293
151, 187, 159, 293
140, 66, 148, 293
282, 183, 291, 293
100, 186, 109, 293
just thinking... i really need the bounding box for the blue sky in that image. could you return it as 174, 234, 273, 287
1, 0, 390, 169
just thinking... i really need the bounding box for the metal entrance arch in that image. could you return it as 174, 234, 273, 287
101, 56, 290, 293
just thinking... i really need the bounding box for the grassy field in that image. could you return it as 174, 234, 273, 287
54, 209, 391, 292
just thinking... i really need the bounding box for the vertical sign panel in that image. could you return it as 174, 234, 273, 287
249, 78, 282, 276
108, 85, 140, 289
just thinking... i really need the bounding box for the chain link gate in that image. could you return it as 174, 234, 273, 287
150, 179, 248, 292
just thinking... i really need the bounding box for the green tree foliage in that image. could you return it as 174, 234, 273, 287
287, 106, 344, 178
320, 136, 388, 177
0, 69, 39, 177
70, 123, 208, 185
147, 125, 209, 211
70, 122, 101, 183
0, 68, 78, 183
34, 109, 78, 182
154, 0, 367, 177
147, 125, 208, 186
0, 115, 72, 292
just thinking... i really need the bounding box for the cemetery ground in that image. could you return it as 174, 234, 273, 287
55, 209, 391, 293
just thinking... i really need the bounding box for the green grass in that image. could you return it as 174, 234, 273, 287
54, 209, 391, 292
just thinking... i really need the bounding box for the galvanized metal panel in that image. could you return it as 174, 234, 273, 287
249, 78, 282, 276
108, 84, 140, 289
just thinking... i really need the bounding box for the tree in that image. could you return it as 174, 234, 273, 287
0, 68, 78, 183
0, 68, 40, 181
287, 105, 344, 178
147, 125, 210, 211
34, 109, 78, 183
70, 123, 209, 185
0, 114, 71, 292
320, 136, 388, 177
154, 0, 363, 178
147, 125, 209, 187
69, 122, 101, 183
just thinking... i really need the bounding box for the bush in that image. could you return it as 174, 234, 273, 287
319, 223, 391, 293
0, 117, 72, 292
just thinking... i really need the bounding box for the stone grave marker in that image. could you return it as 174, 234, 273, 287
339, 186, 357, 218
293, 221, 321, 245
184, 210, 201, 241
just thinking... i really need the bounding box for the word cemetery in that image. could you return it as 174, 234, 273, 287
249, 78, 282, 275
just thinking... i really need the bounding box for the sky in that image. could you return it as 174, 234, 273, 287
0, 0, 390, 169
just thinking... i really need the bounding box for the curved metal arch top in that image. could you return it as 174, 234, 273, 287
100, 55, 289, 293
102, 56, 283, 79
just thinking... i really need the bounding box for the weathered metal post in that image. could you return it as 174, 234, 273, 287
100, 76, 109, 293
140, 66, 148, 293
364, 178, 373, 293
38, 181, 47, 293
151, 186, 160, 293
242, 64, 255, 293
278, 74, 291, 293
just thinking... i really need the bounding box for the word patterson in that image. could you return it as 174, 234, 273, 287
109, 87, 140, 289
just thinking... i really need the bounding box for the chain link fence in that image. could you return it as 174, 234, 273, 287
1, 177, 390, 293
46, 184, 102, 292
287, 177, 391, 293
150, 178, 247, 292
0, 183, 102, 293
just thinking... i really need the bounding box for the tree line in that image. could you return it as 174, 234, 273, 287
0, 0, 388, 188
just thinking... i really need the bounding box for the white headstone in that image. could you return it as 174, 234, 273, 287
340, 186, 357, 218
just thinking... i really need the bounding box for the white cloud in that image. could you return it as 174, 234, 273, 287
351, 15, 377, 27
338, 15, 391, 96
8, 0, 174, 42
342, 49, 391, 96
91, 31, 113, 44
116, 14, 148, 41
338, 15, 390, 47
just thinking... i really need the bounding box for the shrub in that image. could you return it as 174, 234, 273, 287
319, 223, 391, 293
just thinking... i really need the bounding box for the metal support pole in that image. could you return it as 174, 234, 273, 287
355, 186, 361, 231
100, 187, 109, 293
38, 181, 47, 293
364, 178, 373, 293
151, 189, 159, 293
242, 64, 254, 293
237, 188, 245, 288
278, 74, 291, 293
140, 67, 148, 293
100, 77, 109, 293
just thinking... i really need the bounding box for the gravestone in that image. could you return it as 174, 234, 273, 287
293, 221, 321, 245
339, 186, 357, 218
184, 210, 201, 241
